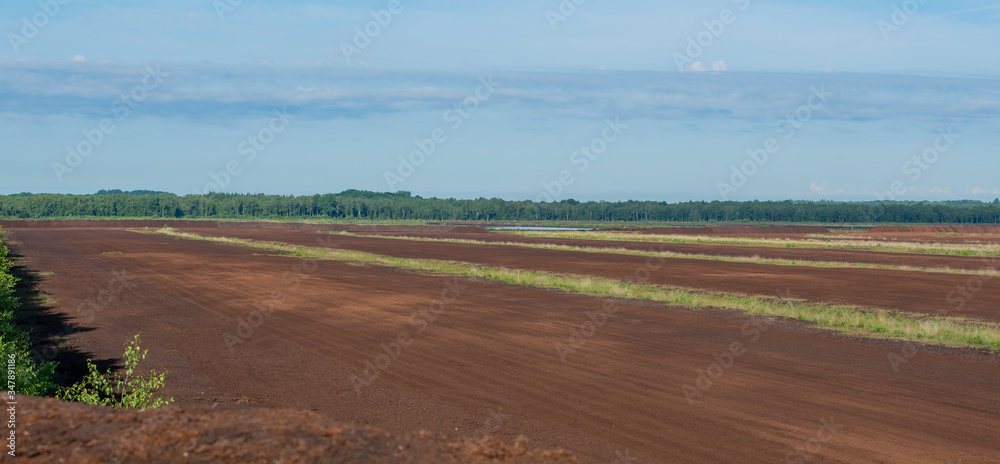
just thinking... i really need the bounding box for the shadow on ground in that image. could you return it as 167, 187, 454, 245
8, 249, 119, 387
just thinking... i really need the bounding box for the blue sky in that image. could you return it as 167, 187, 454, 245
1, 0, 998, 201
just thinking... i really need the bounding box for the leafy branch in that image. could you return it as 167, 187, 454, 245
58, 334, 173, 410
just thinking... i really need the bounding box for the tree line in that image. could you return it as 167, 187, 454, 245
1, 190, 999, 224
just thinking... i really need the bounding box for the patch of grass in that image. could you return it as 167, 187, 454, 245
34, 289, 57, 306
102, 251, 123, 255
147, 228, 1000, 353
36, 271, 56, 276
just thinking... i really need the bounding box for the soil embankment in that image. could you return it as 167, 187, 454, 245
9, 396, 578, 463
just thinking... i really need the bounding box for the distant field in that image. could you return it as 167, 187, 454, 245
4, 220, 999, 462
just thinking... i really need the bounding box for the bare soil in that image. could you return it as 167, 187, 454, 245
0, 219, 486, 234
644, 226, 831, 235
7, 396, 578, 463
182, 227, 1000, 322
361, 230, 999, 272
4, 225, 1000, 463
831, 231, 1000, 244
869, 226, 1000, 234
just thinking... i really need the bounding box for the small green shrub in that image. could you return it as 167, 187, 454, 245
0, 317, 59, 396
58, 334, 173, 410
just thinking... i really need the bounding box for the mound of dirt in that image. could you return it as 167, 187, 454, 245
868, 225, 1000, 234
11, 396, 578, 463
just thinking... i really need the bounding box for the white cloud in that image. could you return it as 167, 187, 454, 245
809, 182, 829, 194
3, 63, 1000, 122
678, 60, 728, 72
71, 55, 86, 62
929, 186, 953, 194
970, 187, 1000, 195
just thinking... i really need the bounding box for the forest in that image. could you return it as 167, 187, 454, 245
1, 190, 999, 224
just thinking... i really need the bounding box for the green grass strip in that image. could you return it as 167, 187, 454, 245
147, 228, 1000, 353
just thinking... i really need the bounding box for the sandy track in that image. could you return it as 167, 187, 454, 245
180, 228, 1000, 322
5, 227, 1000, 463
360, 230, 998, 272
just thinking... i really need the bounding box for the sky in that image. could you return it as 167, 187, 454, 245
1, 0, 998, 202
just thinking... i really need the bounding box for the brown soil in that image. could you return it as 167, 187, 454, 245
644, 226, 831, 235
181, 228, 1000, 322
644, 227, 716, 235
360, 230, 998, 272
869, 225, 1000, 234
5, 226, 1000, 463
831, 231, 1000, 244
8, 396, 577, 463
0, 219, 486, 234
